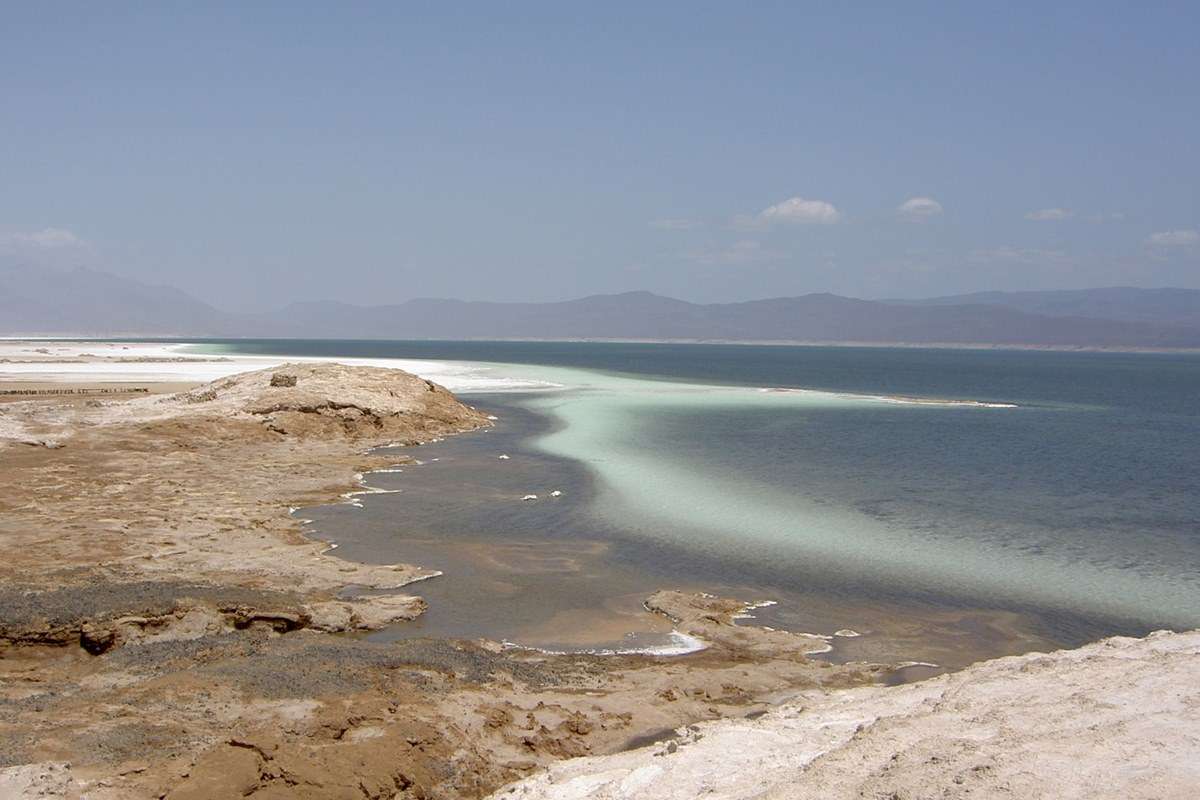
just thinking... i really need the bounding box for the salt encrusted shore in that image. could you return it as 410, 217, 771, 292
0, 339, 560, 391
492, 629, 1200, 800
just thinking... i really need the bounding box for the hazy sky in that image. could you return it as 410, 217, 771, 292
2, 3, 1198, 310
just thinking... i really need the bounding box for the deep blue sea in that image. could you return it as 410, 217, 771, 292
183, 340, 1200, 666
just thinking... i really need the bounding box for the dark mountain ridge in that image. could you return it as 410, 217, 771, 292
4, 263, 1200, 348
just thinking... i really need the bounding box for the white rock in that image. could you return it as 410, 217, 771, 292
487, 630, 1200, 800
0, 762, 73, 798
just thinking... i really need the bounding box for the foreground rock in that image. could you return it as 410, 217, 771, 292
491, 629, 1200, 800
0, 600, 876, 799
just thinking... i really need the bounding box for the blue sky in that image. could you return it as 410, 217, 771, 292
2, 2, 1197, 309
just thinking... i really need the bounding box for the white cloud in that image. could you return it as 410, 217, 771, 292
898, 196, 943, 220
1146, 229, 1199, 247
0, 227, 84, 248
759, 196, 842, 225
1025, 208, 1073, 221
649, 218, 701, 231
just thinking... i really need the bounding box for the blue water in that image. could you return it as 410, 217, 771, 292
182, 340, 1200, 657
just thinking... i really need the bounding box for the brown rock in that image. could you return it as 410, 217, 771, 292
167, 745, 262, 800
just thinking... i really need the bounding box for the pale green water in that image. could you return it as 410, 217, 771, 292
511, 365, 1197, 627
180, 340, 1200, 648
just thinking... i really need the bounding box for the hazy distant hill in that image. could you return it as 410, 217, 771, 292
252, 291, 1200, 347
0, 263, 229, 336
891, 287, 1200, 327
3, 263, 1200, 348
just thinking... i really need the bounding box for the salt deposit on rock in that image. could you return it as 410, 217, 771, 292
491, 629, 1200, 800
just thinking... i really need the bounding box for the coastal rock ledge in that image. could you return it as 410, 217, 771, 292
167, 361, 492, 439
490, 629, 1200, 800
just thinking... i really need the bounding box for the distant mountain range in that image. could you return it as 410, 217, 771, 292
890, 287, 1200, 328
0, 263, 227, 335
4, 263, 1200, 348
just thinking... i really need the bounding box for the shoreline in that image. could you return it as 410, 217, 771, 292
0, 359, 891, 799
4, 340, 1175, 644
3, 342, 1193, 798
307, 434, 839, 660
300, 387, 1074, 674
0, 340, 1090, 660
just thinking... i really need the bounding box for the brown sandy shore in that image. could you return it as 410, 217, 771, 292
2, 356, 1196, 799
0, 361, 884, 799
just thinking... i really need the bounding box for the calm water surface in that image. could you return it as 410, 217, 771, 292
183, 340, 1200, 667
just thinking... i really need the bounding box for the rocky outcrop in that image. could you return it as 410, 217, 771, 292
163, 361, 491, 439
491, 629, 1200, 800
645, 591, 832, 657
0, 362, 490, 599
0, 583, 427, 654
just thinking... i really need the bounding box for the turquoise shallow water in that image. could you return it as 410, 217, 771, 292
517, 367, 1198, 627
183, 340, 1200, 651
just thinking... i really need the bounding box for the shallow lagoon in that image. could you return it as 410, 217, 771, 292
190, 341, 1200, 665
